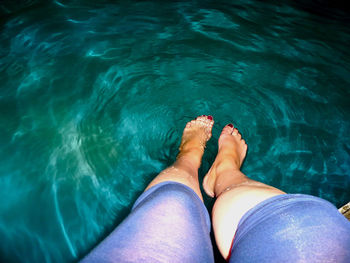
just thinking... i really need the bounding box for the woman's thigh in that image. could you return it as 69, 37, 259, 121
81, 182, 214, 263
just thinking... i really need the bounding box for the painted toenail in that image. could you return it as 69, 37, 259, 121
228, 124, 233, 128
207, 115, 213, 120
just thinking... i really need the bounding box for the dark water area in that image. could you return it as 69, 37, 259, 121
0, 0, 349, 262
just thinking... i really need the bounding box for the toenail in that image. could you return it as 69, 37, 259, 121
207, 115, 213, 120
228, 123, 233, 128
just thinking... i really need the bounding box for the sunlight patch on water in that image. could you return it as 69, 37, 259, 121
0, 1, 349, 262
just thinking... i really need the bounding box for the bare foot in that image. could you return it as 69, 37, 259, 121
177, 115, 214, 168
203, 124, 247, 197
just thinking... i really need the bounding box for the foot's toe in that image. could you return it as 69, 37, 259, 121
195, 115, 214, 127
196, 115, 207, 122
232, 128, 240, 136
204, 117, 214, 126
222, 124, 234, 135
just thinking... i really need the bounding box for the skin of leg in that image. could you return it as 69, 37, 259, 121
212, 173, 285, 259
145, 115, 214, 202
145, 156, 204, 200
203, 124, 286, 259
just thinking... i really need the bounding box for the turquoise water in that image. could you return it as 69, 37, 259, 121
0, 0, 349, 262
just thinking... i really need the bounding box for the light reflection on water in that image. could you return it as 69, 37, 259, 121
0, 0, 349, 262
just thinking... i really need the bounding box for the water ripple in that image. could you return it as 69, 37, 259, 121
0, 1, 349, 262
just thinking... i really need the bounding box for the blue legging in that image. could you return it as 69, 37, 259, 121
81, 182, 350, 262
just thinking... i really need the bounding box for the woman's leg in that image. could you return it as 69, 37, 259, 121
203, 124, 350, 262
146, 115, 214, 200
203, 124, 285, 259
81, 116, 215, 262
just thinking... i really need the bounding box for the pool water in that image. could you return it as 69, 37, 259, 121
0, 0, 349, 262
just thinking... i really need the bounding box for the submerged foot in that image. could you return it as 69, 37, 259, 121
177, 115, 214, 168
203, 124, 247, 197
